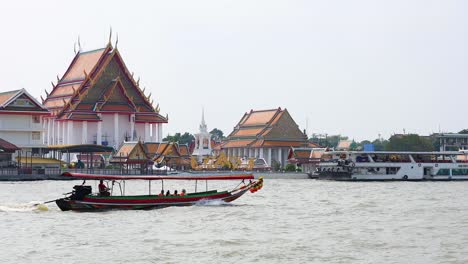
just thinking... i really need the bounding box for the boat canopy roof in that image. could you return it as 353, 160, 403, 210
62, 172, 254, 181
326, 151, 464, 155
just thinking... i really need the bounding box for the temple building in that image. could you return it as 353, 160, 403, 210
0, 89, 50, 157
222, 108, 308, 167
42, 41, 167, 149
192, 110, 212, 162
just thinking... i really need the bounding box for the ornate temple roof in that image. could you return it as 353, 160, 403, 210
223, 107, 308, 148
43, 43, 167, 123
0, 88, 49, 114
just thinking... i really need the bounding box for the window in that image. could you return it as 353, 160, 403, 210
32, 116, 40, 123
32, 132, 41, 141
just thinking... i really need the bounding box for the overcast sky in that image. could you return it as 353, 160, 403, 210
0, 0, 466, 141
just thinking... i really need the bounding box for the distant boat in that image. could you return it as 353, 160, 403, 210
54, 172, 263, 211
317, 150, 468, 181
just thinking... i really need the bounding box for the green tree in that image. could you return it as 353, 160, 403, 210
210, 128, 225, 141
163, 132, 195, 145
458, 129, 468, 134
385, 134, 434, 151
372, 139, 388, 151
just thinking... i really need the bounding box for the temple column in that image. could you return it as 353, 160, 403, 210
114, 113, 119, 147
42, 118, 46, 145
57, 121, 61, 144
52, 119, 56, 145
144, 123, 150, 142
278, 148, 282, 167
150, 123, 156, 142
259, 148, 264, 159
130, 114, 135, 141
47, 118, 51, 145
97, 121, 102, 145
154, 124, 159, 142
254, 148, 259, 158
44, 118, 50, 145
158, 123, 163, 142
268, 148, 272, 166
82, 121, 87, 144
67, 121, 74, 145
62, 121, 66, 145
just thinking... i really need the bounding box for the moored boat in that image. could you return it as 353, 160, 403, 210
317, 150, 468, 181
55, 172, 263, 211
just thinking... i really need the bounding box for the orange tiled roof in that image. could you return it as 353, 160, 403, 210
178, 145, 189, 156
135, 114, 167, 123
0, 90, 20, 106
222, 140, 255, 148
115, 142, 137, 157
262, 140, 305, 147
241, 109, 278, 126
144, 142, 160, 155
294, 149, 312, 159
62, 48, 107, 81
49, 84, 76, 97
233, 128, 264, 137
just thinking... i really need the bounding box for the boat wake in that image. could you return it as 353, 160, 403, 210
0, 202, 49, 212
195, 199, 235, 207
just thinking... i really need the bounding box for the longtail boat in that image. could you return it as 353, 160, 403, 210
55, 172, 263, 211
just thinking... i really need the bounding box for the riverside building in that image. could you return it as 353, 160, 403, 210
42, 41, 167, 149
222, 108, 308, 167
0, 89, 50, 157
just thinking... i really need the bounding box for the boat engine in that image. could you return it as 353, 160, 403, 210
70, 185, 92, 200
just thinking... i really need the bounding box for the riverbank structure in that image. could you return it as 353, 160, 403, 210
222, 107, 308, 167
42, 41, 167, 149
0, 89, 50, 157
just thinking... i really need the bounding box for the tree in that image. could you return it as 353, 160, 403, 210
163, 132, 195, 145
210, 128, 224, 141
459, 129, 468, 134
385, 134, 434, 151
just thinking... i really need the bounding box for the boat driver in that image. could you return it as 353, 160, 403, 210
98, 180, 110, 196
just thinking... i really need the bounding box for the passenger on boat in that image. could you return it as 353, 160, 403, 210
98, 180, 110, 196
174, 190, 178, 196
158, 190, 164, 197
166, 190, 171, 196
180, 189, 186, 196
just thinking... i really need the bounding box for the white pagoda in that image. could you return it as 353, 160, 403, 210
192, 109, 212, 162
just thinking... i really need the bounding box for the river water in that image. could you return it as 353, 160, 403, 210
0, 179, 467, 264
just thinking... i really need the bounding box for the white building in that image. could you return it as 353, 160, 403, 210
0, 88, 50, 156
192, 110, 212, 161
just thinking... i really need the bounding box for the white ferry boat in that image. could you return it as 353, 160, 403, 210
317, 151, 468, 181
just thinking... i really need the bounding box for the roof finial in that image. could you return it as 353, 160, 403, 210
108, 26, 113, 45
57, 75, 60, 82
78, 35, 82, 52
40, 96, 45, 104
51, 81, 55, 88
115, 33, 119, 48
202, 106, 206, 125
137, 77, 140, 86
44, 89, 49, 97
73, 42, 77, 54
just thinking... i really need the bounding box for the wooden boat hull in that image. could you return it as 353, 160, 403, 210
56, 188, 250, 211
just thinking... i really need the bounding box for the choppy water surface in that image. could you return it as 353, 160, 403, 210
1, 180, 468, 264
